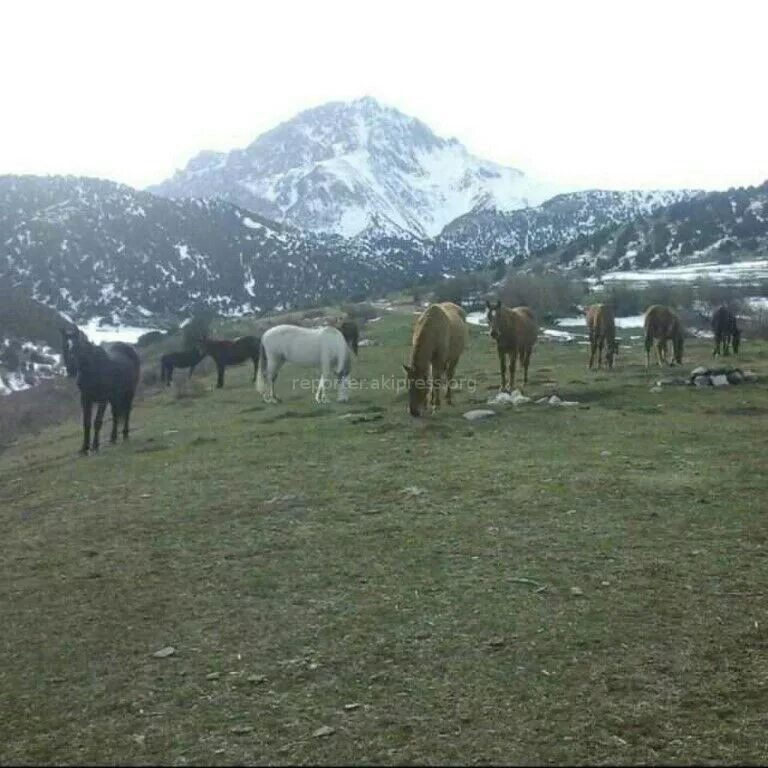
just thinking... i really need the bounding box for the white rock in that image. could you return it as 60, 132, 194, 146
463, 409, 497, 421
711, 374, 729, 387
548, 395, 562, 406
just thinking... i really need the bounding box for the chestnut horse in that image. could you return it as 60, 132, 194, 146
485, 300, 537, 390
711, 306, 741, 356
585, 303, 618, 369
200, 335, 261, 388
644, 305, 684, 368
403, 302, 468, 417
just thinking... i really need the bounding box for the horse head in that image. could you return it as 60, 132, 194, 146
485, 300, 503, 340
61, 327, 87, 377
403, 363, 428, 417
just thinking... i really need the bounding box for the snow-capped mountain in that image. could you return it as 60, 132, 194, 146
149, 96, 561, 238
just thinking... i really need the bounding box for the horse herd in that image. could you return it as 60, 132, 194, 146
60, 301, 743, 453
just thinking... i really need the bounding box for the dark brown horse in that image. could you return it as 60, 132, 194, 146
160, 348, 205, 386
200, 335, 261, 388
644, 305, 684, 367
711, 306, 741, 356
61, 328, 140, 455
585, 303, 618, 369
339, 319, 359, 355
485, 300, 537, 390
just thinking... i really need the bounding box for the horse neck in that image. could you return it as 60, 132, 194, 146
410, 318, 436, 376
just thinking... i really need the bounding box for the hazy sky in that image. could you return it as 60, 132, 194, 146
2, 0, 766, 192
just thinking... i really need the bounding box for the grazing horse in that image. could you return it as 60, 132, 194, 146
485, 300, 537, 390
585, 303, 619, 369
339, 318, 359, 355
712, 306, 741, 356
200, 335, 261, 389
61, 328, 140, 455
644, 305, 684, 368
256, 325, 352, 404
403, 302, 468, 417
160, 348, 204, 386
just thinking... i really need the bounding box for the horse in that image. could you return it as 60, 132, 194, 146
712, 306, 741, 356
160, 348, 205, 386
256, 325, 352, 404
585, 303, 619, 369
644, 305, 684, 368
339, 318, 359, 355
60, 328, 140, 455
199, 335, 261, 389
485, 300, 537, 391
403, 302, 468, 417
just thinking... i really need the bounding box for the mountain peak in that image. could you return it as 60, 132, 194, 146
149, 98, 559, 237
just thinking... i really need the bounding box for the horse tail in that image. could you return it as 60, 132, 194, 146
255, 340, 268, 393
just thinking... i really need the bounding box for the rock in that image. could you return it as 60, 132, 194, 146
488, 390, 531, 406
711, 374, 729, 387
649, 386, 663, 393
600, 450, 612, 458
247, 674, 267, 684
401, 486, 426, 496
690, 366, 709, 378
570, 587, 584, 597
230, 725, 254, 735
535, 397, 550, 404
206, 672, 221, 680
547, 395, 562, 406
152, 646, 176, 658
343, 703, 361, 711
693, 375, 712, 387
463, 409, 497, 421
559, 400, 579, 407
743, 370, 759, 382
727, 371, 744, 384
312, 725, 336, 738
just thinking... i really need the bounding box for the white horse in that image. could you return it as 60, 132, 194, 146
256, 325, 353, 404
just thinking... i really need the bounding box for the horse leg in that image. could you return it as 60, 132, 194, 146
523, 347, 532, 385
588, 336, 597, 369
92, 401, 107, 452
123, 394, 134, 440
712, 335, 720, 357
109, 400, 120, 443
266, 357, 284, 403
509, 350, 517, 391
251, 355, 258, 384
598, 338, 605, 369
216, 362, 225, 389
81, 395, 93, 455
644, 333, 652, 369
723, 334, 731, 356
498, 348, 507, 391
655, 340, 664, 367
444, 359, 458, 405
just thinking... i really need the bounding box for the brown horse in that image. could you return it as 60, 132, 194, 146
585, 303, 618, 369
711, 305, 741, 356
644, 305, 684, 368
200, 335, 261, 388
485, 300, 537, 390
403, 302, 468, 417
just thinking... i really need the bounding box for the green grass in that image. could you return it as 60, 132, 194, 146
2, 313, 768, 765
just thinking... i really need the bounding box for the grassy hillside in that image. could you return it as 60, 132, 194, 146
2, 311, 768, 764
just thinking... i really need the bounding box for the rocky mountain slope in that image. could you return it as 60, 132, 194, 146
542, 182, 768, 274
0, 285, 71, 395
0, 175, 436, 323
149, 97, 561, 238
434, 189, 702, 267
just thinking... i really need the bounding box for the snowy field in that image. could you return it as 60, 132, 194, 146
78, 318, 161, 344
596, 259, 768, 286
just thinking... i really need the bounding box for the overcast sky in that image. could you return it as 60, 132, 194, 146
2, 0, 766, 192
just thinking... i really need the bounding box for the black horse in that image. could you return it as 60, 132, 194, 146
712, 306, 741, 356
200, 335, 261, 388
61, 329, 141, 455
339, 319, 359, 356
160, 348, 204, 386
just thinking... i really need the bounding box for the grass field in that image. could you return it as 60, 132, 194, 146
2, 310, 768, 765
